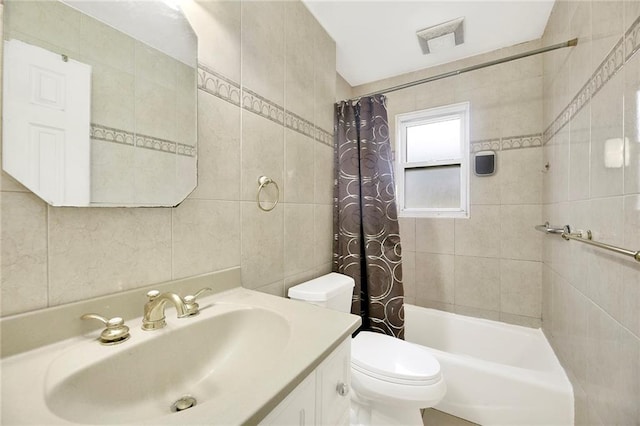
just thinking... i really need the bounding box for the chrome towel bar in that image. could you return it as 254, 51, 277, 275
535, 222, 640, 263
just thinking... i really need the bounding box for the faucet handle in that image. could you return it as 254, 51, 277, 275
183, 287, 212, 316
146, 290, 160, 301
81, 313, 130, 345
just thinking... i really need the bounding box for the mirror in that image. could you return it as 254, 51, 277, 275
2, 0, 197, 207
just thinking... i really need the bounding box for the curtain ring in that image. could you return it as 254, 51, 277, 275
257, 176, 279, 212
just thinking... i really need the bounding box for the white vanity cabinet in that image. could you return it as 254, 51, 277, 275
260, 339, 351, 426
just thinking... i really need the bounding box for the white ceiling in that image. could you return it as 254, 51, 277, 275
302, 1, 555, 87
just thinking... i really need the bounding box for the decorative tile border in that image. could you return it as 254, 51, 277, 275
90, 124, 196, 157
241, 87, 285, 125
470, 133, 542, 153
197, 64, 241, 106
90, 124, 135, 146
470, 138, 501, 153
544, 14, 640, 144
197, 62, 335, 148
501, 133, 543, 150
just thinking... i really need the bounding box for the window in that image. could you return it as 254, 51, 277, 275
396, 102, 469, 218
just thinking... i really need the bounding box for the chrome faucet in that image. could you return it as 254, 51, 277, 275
142, 288, 212, 331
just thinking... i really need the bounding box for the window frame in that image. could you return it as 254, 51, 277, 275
395, 102, 470, 218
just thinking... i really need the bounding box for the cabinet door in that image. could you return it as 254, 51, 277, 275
259, 373, 316, 426
316, 339, 351, 426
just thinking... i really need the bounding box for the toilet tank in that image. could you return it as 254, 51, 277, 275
288, 273, 355, 313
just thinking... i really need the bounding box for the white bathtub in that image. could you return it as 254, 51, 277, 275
404, 304, 573, 426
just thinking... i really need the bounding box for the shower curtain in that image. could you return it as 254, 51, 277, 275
333, 94, 404, 339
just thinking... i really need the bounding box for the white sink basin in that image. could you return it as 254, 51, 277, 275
1, 286, 360, 425
45, 306, 290, 424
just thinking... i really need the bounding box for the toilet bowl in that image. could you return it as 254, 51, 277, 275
288, 273, 446, 426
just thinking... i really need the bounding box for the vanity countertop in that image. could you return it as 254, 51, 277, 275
1, 270, 361, 425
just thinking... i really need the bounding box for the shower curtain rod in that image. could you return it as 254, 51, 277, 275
348, 38, 578, 101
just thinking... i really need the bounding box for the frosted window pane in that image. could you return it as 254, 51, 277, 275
404, 165, 460, 209
406, 118, 460, 162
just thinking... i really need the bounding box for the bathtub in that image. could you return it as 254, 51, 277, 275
404, 304, 573, 426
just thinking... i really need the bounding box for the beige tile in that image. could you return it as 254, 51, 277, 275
175, 62, 198, 147
336, 73, 352, 103
190, 91, 241, 201
5, 0, 82, 55
175, 155, 197, 204
414, 79, 455, 111
568, 0, 593, 98
591, 72, 624, 198
254, 281, 284, 298
625, 0, 640, 30
586, 301, 640, 425
454, 205, 501, 258
469, 168, 501, 205
413, 299, 454, 313
398, 217, 415, 252
134, 78, 176, 142
402, 251, 416, 305
0, 192, 48, 316
500, 147, 543, 205
621, 195, 640, 337
499, 312, 541, 328
285, 1, 316, 122
48, 207, 172, 305
314, 143, 334, 205
172, 199, 240, 280
454, 255, 500, 311
500, 204, 542, 261
182, 0, 240, 82
454, 305, 500, 321
568, 105, 591, 201
458, 85, 501, 141
314, 204, 333, 268
543, 121, 570, 205
79, 12, 135, 74
499, 77, 543, 138
133, 149, 176, 206
314, 19, 336, 133
586, 197, 626, 319
241, 112, 284, 202
284, 204, 315, 277
90, 140, 135, 205
592, 1, 624, 72
623, 49, 640, 195
90, 63, 135, 132
415, 218, 454, 255
500, 259, 541, 318
241, 201, 284, 289
241, 1, 285, 106
415, 253, 454, 304
135, 42, 177, 90
284, 130, 315, 203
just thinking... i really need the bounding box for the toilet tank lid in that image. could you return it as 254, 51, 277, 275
288, 273, 355, 302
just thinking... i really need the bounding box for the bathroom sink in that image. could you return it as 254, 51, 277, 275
1, 286, 359, 425
44, 305, 290, 424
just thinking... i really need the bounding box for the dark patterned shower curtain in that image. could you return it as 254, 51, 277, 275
333, 94, 404, 339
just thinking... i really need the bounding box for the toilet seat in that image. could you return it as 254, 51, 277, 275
351, 331, 442, 386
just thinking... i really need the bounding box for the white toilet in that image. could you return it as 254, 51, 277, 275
288, 273, 446, 426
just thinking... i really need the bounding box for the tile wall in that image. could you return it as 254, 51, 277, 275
351, 41, 545, 328
541, 1, 640, 424
0, 0, 337, 316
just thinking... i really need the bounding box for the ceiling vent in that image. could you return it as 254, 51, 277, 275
416, 17, 464, 54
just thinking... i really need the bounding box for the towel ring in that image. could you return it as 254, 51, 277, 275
257, 176, 279, 212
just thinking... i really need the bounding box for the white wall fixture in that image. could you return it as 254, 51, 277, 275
3, 39, 91, 206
